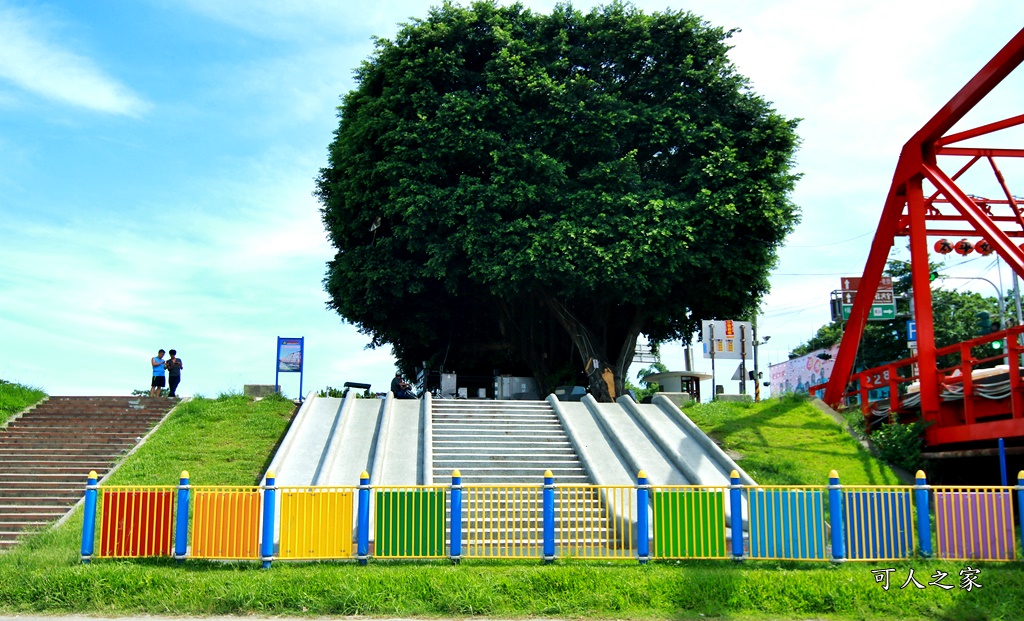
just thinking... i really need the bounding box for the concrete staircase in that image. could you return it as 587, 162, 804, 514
0, 396, 176, 550
432, 400, 621, 555
431, 400, 589, 485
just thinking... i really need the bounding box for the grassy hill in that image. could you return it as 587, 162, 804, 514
0, 386, 1019, 620
0, 380, 46, 426
684, 393, 902, 486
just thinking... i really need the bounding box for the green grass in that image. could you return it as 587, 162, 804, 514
1, 390, 1021, 619
0, 380, 46, 426
106, 392, 296, 486
685, 393, 902, 486
1, 530, 1022, 620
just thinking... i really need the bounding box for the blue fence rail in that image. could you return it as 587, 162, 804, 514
80, 469, 1024, 566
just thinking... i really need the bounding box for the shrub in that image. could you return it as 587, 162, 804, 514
870, 418, 929, 472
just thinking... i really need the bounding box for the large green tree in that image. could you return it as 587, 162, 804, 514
316, 1, 800, 400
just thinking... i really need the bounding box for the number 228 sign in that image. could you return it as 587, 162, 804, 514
862, 369, 891, 389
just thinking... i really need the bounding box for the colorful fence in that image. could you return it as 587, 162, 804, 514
77, 469, 1024, 566
279, 486, 356, 560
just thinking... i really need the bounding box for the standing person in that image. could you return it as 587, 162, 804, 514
150, 349, 166, 397
166, 349, 183, 398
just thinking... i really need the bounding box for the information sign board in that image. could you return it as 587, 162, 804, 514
839, 276, 897, 321
701, 320, 752, 359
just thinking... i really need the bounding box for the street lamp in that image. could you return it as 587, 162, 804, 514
934, 274, 1006, 353
933, 275, 1005, 329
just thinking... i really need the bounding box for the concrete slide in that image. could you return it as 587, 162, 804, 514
549, 393, 754, 530
265, 391, 427, 487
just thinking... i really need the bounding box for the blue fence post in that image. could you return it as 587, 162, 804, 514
543, 469, 555, 564
175, 470, 190, 562
80, 470, 99, 563
636, 470, 650, 564
260, 471, 276, 569
450, 469, 462, 563
915, 470, 932, 558
357, 470, 371, 565
729, 470, 744, 560
998, 438, 1007, 486
1017, 471, 1024, 554
828, 469, 846, 562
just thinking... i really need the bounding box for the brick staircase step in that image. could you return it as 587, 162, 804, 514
0, 395, 175, 550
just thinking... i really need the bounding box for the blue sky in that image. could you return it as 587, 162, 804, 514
2, 1, 1024, 399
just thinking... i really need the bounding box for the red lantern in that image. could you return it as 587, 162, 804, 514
954, 238, 974, 255
976, 239, 993, 255
934, 238, 953, 254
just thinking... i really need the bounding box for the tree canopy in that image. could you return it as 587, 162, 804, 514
316, 1, 800, 399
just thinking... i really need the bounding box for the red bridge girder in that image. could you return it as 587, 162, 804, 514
824, 27, 1024, 447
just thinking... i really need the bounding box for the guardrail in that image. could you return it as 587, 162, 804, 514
79, 469, 1024, 566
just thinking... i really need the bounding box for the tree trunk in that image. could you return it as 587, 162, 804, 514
544, 299, 626, 402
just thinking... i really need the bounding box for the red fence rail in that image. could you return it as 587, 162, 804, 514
827, 325, 1024, 447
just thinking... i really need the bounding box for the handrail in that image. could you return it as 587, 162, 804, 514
831, 325, 1024, 425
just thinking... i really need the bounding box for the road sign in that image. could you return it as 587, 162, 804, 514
840, 276, 893, 292
907, 320, 917, 342
839, 276, 896, 322
841, 303, 897, 321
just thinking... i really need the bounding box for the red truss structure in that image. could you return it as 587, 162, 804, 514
824, 27, 1024, 448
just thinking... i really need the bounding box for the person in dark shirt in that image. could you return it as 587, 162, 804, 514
390, 372, 416, 399
165, 349, 184, 398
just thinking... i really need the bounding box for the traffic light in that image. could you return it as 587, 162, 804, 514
990, 319, 1003, 350
976, 311, 991, 336
930, 270, 940, 281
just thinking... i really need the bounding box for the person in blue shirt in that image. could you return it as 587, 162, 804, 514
150, 349, 166, 397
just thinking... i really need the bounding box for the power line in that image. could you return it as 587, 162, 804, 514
785, 231, 873, 248
774, 272, 858, 276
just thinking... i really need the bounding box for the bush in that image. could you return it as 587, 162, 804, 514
870, 418, 929, 473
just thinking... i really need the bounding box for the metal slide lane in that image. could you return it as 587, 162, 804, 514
265, 392, 425, 487
550, 393, 752, 529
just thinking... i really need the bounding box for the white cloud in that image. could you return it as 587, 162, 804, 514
0, 4, 149, 116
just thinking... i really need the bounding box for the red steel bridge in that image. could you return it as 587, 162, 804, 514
823, 27, 1024, 450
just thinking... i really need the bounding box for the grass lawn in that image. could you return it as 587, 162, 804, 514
0, 379, 46, 426
684, 393, 902, 486
0, 388, 1020, 620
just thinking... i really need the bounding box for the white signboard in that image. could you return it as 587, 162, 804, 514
701, 320, 753, 359
768, 345, 840, 396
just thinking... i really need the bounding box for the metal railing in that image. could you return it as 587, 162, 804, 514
78, 469, 1024, 566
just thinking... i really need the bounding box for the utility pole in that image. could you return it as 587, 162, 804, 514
752, 317, 760, 402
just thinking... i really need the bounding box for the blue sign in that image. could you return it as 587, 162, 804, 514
277, 338, 303, 372
907, 320, 917, 342
275, 337, 305, 401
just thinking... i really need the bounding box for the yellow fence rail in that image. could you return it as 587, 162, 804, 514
555, 485, 635, 559
278, 486, 356, 560
462, 485, 543, 558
